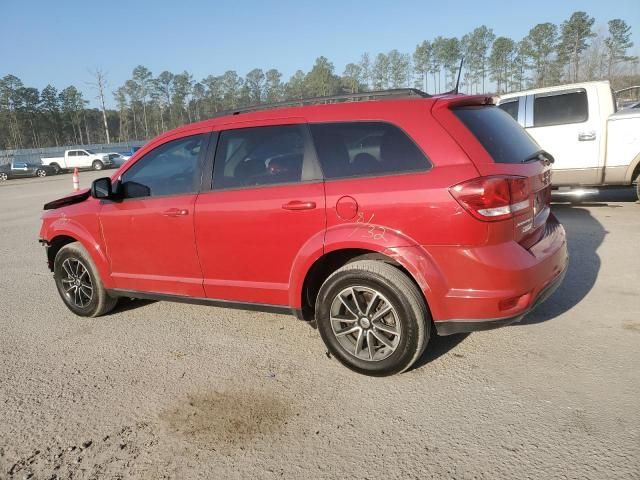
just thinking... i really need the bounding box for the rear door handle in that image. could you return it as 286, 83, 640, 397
282, 201, 316, 211
578, 131, 596, 141
162, 208, 189, 217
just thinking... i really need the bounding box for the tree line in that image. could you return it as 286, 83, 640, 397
1, 11, 637, 151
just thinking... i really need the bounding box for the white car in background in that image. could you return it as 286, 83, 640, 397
105, 152, 131, 167
498, 80, 640, 200
41, 149, 113, 173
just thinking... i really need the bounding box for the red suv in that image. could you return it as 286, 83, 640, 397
39, 90, 568, 376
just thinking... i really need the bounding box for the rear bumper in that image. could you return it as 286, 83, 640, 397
434, 264, 567, 335
411, 213, 569, 335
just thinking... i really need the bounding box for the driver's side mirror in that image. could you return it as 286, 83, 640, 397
91, 177, 112, 199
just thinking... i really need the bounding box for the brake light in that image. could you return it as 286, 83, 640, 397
449, 176, 532, 221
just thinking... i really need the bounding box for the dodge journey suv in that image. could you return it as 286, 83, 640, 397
39, 89, 568, 376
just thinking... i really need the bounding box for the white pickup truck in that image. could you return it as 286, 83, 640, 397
41, 149, 113, 174
498, 80, 640, 200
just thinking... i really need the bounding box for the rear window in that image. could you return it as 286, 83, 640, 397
454, 106, 541, 164
533, 90, 588, 127
309, 122, 429, 179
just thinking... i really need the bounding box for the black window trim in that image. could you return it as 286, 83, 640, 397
308, 119, 432, 183
111, 132, 213, 202
530, 87, 589, 128
208, 123, 323, 192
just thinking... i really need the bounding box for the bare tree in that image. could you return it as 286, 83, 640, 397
89, 68, 111, 144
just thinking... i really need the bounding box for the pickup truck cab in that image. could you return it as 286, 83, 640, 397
0, 160, 56, 181
41, 149, 113, 174
498, 81, 640, 199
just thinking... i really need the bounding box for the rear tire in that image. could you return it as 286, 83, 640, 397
92, 160, 104, 171
0, 172, 7, 182
315, 260, 430, 376
635, 174, 640, 202
53, 242, 117, 317
35, 169, 47, 177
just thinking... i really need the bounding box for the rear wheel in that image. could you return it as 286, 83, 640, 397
0, 172, 7, 182
53, 242, 117, 317
35, 168, 47, 177
635, 174, 640, 202
315, 260, 430, 376
92, 160, 104, 171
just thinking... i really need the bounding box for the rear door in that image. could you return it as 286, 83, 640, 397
194, 121, 325, 306
524, 88, 601, 185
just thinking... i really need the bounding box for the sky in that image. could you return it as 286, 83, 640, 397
2, 0, 639, 107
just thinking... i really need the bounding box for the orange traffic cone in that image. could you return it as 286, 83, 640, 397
72, 168, 79, 191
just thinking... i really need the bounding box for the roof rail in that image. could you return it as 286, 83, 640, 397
215, 88, 430, 118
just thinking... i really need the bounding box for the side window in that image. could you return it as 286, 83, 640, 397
309, 122, 430, 179
213, 125, 313, 190
13, 162, 27, 168
120, 134, 206, 198
533, 90, 588, 127
78, 151, 89, 156
68, 151, 77, 157
498, 99, 519, 121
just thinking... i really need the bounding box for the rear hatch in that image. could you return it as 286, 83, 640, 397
433, 96, 553, 247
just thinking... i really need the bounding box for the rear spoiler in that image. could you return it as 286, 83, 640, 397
432, 95, 497, 111
44, 189, 90, 210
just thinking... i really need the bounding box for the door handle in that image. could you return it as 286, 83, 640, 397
578, 131, 596, 141
282, 201, 316, 211
162, 208, 189, 217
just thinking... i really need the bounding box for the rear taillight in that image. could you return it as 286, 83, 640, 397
449, 176, 532, 222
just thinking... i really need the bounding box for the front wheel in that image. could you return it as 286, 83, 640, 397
50, 163, 61, 174
0, 172, 7, 182
53, 242, 117, 317
315, 260, 430, 376
92, 160, 104, 171
35, 169, 47, 177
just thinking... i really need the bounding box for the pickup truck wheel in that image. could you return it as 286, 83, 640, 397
53, 242, 117, 317
315, 260, 430, 376
635, 174, 640, 202
0, 172, 7, 181
50, 163, 61, 174
35, 169, 47, 177
92, 160, 104, 171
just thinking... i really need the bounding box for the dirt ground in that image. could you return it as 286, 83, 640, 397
1, 171, 638, 479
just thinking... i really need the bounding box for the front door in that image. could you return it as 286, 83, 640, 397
99, 134, 209, 297
194, 123, 325, 306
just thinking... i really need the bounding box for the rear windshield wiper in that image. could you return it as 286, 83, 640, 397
521, 150, 555, 164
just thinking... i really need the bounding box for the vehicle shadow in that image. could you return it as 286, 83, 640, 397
410, 332, 470, 371
519, 203, 606, 325
111, 298, 157, 314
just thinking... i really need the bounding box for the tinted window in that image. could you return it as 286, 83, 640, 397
454, 106, 541, 164
533, 90, 588, 127
213, 125, 311, 190
309, 122, 429, 179
68, 151, 77, 157
120, 134, 205, 198
498, 100, 519, 121
77, 151, 89, 156
13, 162, 27, 168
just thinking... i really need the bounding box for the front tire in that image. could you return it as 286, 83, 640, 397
53, 242, 117, 317
50, 163, 61, 174
315, 260, 430, 376
92, 160, 104, 171
0, 172, 7, 182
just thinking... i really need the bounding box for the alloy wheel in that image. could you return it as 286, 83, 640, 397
60, 258, 94, 308
329, 286, 401, 361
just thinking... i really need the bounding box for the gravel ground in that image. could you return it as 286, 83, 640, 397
1, 171, 639, 479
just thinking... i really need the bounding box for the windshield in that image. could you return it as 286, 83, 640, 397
453, 106, 542, 164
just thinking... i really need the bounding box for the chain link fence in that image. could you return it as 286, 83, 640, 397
0, 141, 148, 166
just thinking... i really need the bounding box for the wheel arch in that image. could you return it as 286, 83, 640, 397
295, 247, 432, 322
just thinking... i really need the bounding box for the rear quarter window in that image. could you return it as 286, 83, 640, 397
309, 122, 430, 180
453, 106, 541, 164
498, 99, 519, 120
